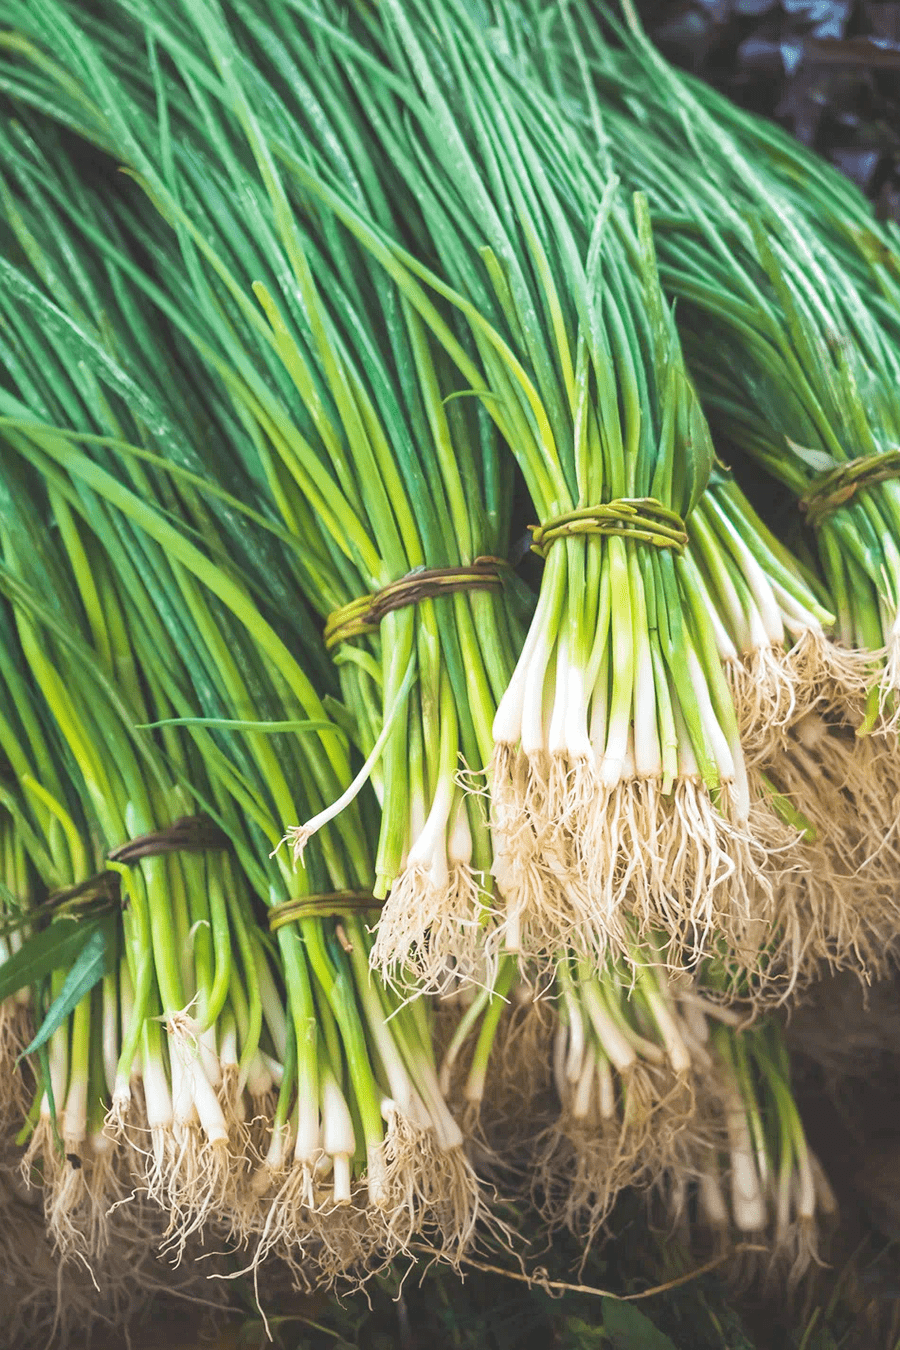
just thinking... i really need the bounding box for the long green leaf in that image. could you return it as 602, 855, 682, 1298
20, 919, 114, 1058
135, 716, 345, 736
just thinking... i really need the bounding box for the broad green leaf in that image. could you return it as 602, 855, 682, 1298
602, 1299, 679, 1350
0, 917, 100, 1003
20, 920, 114, 1058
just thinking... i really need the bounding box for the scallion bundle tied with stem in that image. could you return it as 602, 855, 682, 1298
519, 0, 900, 730
311, 0, 809, 977
435, 939, 812, 1251
0, 123, 490, 1279
478, 0, 900, 978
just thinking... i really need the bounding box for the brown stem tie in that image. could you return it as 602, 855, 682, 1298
107, 814, 230, 864
529, 498, 688, 558
268, 892, 380, 931
46, 815, 231, 914
324, 558, 508, 651
44, 871, 121, 914
799, 449, 900, 528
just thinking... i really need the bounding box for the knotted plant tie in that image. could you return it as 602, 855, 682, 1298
45, 814, 231, 915
324, 557, 509, 650
799, 449, 900, 528
529, 497, 689, 558
106, 814, 230, 864
268, 891, 380, 931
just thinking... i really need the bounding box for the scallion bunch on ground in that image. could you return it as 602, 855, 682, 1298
0, 120, 487, 1282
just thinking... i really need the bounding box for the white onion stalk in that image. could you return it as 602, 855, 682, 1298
321, 1071, 355, 1206
44, 993, 98, 1260
139, 1032, 174, 1209
698, 1159, 730, 1233
101, 975, 120, 1101
723, 1080, 766, 1233
489, 526, 801, 983
691, 483, 838, 762
162, 1009, 234, 1257
370, 754, 490, 993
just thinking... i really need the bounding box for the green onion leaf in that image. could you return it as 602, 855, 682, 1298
0, 915, 101, 1003
20, 918, 115, 1059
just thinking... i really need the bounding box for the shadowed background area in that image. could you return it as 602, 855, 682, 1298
629, 0, 900, 221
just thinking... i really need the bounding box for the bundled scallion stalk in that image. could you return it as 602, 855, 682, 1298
530, 951, 702, 1243
0, 0, 531, 996
464, 0, 900, 975
0, 450, 289, 1261
0, 129, 485, 1279
511, 0, 900, 730
439, 944, 698, 1208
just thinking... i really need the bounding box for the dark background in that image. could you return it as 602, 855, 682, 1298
634, 0, 900, 220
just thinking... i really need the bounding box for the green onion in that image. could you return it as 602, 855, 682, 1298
0, 1, 858, 1312
0, 124, 484, 1276
0, 0, 530, 994
517, 0, 900, 729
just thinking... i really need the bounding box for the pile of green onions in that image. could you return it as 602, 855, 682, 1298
0, 0, 884, 1330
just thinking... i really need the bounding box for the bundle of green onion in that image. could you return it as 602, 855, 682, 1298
0, 0, 533, 997
0, 124, 484, 1279
437, 951, 835, 1280
510, 0, 900, 732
